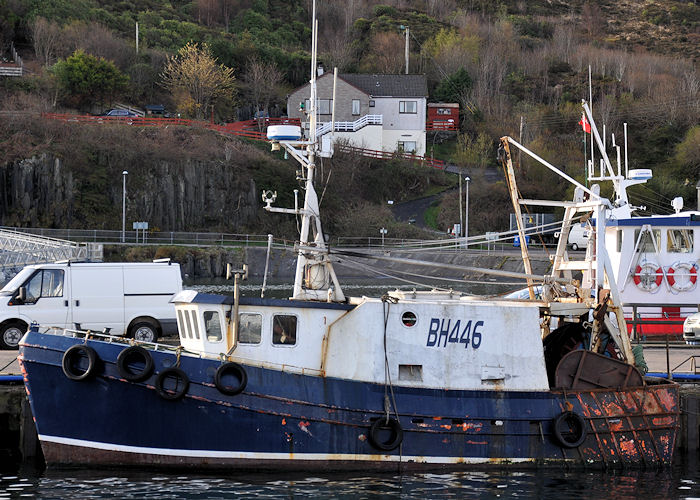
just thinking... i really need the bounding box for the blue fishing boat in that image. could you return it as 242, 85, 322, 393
18, 2, 678, 469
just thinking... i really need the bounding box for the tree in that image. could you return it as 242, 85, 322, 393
30, 17, 61, 67
365, 31, 405, 74
434, 68, 472, 103
160, 42, 236, 120
52, 50, 129, 109
241, 57, 284, 128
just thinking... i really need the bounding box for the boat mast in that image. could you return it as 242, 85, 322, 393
264, 0, 345, 302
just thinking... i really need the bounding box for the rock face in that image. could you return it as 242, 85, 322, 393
0, 153, 259, 231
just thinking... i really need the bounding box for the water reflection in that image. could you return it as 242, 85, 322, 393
2, 464, 698, 499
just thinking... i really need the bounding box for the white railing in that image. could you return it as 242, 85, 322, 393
315, 114, 382, 136
0, 43, 23, 77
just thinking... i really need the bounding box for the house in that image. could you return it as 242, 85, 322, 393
287, 73, 428, 156
427, 102, 459, 131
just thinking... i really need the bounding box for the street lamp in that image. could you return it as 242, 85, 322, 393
464, 176, 470, 247
379, 227, 387, 247
122, 170, 128, 243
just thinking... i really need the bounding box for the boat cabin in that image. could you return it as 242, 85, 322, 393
172, 289, 572, 392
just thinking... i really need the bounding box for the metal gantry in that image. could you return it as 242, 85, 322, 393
0, 229, 98, 270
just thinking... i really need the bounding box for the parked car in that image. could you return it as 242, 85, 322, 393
0, 260, 182, 349
683, 313, 700, 345
103, 109, 139, 117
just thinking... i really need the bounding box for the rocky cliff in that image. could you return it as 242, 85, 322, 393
0, 122, 293, 232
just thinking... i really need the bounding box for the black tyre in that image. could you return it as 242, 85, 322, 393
552, 411, 587, 448
214, 362, 247, 395
0, 322, 26, 350
368, 417, 403, 451
117, 346, 154, 382
155, 367, 189, 401
62, 344, 99, 381
130, 321, 158, 343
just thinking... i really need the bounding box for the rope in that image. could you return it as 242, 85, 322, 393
381, 295, 400, 425
0, 356, 17, 372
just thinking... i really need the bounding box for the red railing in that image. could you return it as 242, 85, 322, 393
338, 144, 446, 170
40, 113, 445, 169
426, 120, 458, 131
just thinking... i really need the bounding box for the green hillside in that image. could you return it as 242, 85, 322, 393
0, 0, 698, 236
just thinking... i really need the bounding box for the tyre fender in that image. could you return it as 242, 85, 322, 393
155, 367, 189, 401
214, 362, 247, 395
552, 411, 587, 448
116, 345, 154, 382
62, 344, 99, 381
368, 417, 403, 451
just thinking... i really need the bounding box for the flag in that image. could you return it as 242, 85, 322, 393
578, 114, 591, 134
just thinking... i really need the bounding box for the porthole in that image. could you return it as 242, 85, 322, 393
401, 311, 417, 327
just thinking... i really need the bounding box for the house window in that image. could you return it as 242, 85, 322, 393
305, 99, 332, 114
272, 314, 297, 346
369, 100, 375, 107
398, 141, 417, 153
667, 229, 693, 253
352, 99, 360, 115
204, 311, 223, 342
239, 313, 262, 344
399, 101, 417, 114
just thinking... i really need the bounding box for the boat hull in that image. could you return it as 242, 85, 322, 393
19, 332, 679, 470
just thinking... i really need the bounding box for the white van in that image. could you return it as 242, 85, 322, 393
567, 223, 591, 251
0, 260, 182, 349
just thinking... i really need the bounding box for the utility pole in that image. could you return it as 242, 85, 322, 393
121, 171, 128, 243
135, 22, 139, 54
458, 173, 463, 241
404, 26, 409, 74
465, 176, 470, 246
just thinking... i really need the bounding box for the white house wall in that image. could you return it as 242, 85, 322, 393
382, 129, 426, 156
332, 126, 383, 152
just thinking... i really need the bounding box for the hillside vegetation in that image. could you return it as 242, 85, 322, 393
0, 0, 698, 237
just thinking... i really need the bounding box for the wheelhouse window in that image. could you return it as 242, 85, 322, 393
177, 310, 190, 339
204, 311, 223, 342
352, 99, 360, 115
399, 101, 417, 114
437, 108, 452, 115
617, 230, 623, 252
189, 310, 200, 339
634, 229, 661, 253
239, 313, 262, 344
667, 229, 693, 253
272, 315, 297, 346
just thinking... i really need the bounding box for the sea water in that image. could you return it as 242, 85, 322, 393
1, 461, 699, 499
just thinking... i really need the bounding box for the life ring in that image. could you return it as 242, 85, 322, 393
552, 411, 587, 448
116, 346, 154, 382
62, 344, 98, 381
368, 417, 403, 451
667, 262, 698, 292
214, 362, 247, 395
633, 262, 663, 292
155, 367, 189, 401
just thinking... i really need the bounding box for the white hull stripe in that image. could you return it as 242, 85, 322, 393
39, 435, 540, 464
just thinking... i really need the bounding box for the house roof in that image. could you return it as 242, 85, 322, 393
339, 74, 428, 98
